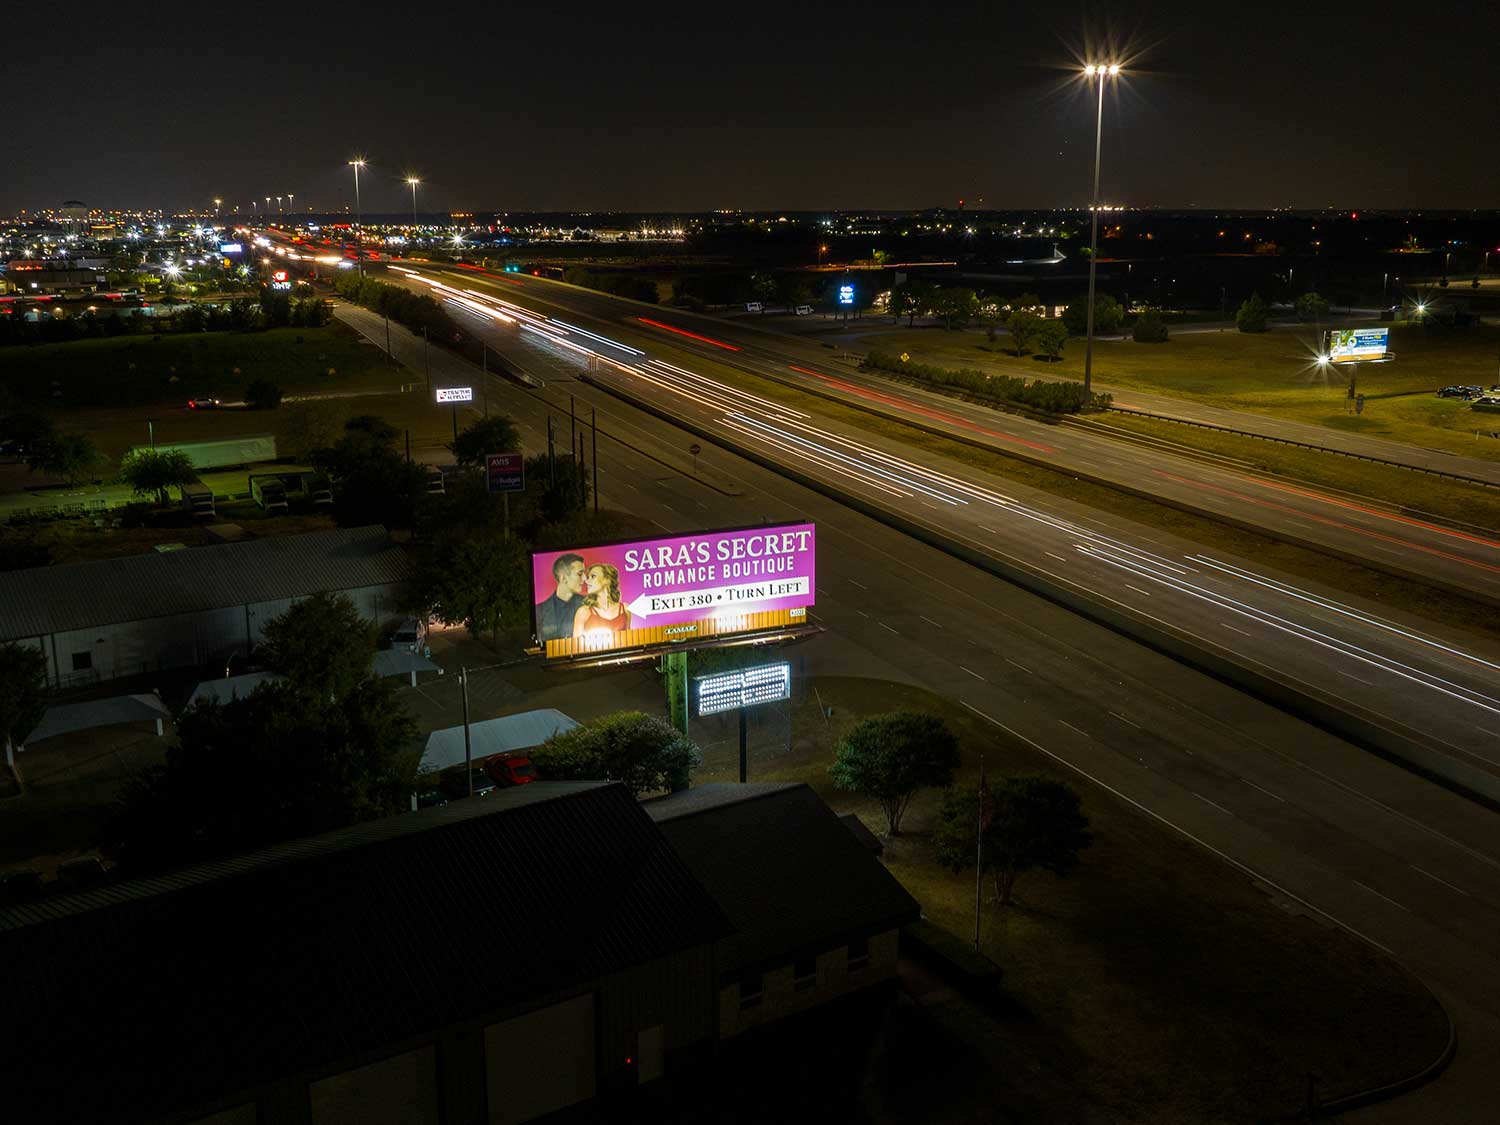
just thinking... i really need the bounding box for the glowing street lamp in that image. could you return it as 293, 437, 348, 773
347, 159, 367, 277
1081, 62, 1122, 404
406, 176, 420, 228
286, 193, 294, 214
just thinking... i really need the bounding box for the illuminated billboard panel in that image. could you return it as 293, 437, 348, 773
532, 523, 815, 659
1327, 327, 1389, 363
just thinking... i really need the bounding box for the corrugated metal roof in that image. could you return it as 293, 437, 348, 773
0, 526, 409, 640
0, 782, 731, 1124
647, 783, 920, 973
420, 708, 579, 772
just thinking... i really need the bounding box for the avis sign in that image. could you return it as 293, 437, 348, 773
485, 452, 524, 493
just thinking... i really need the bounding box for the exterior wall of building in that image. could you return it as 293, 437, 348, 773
309, 1045, 440, 1125
719, 927, 900, 1040
484, 993, 595, 1125
596, 945, 718, 1082
30, 584, 402, 688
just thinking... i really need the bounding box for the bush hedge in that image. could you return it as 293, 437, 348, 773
861, 351, 1111, 414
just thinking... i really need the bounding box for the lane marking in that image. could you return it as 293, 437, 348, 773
1046, 551, 1068, 562
1194, 792, 1233, 816
1124, 584, 1153, 597
1220, 621, 1253, 637
958, 700, 1398, 957
959, 665, 986, 681
920, 615, 944, 628
1240, 778, 1286, 803
849, 578, 868, 590
1059, 720, 1089, 738
1004, 658, 1033, 675
1110, 711, 1139, 728
879, 622, 900, 635
1352, 880, 1410, 913
1409, 865, 1471, 898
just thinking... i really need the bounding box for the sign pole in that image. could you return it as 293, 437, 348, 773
451, 403, 458, 443
739, 705, 748, 783
460, 666, 473, 797
482, 346, 489, 417
974, 755, 984, 950
503, 492, 509, 538
592, 408, 599, 515
423, 326, 430, 392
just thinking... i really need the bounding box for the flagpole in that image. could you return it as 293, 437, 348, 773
975, 755, 984, 951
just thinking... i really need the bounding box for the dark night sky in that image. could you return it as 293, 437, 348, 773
9, 0, 1499, 215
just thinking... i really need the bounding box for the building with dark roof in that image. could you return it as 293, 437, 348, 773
0, 781, 917, 1125
645, 783, 919, 1039
1, 782, 731, 1125
0, 526, 409, 688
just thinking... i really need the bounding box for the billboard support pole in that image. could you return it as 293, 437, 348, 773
739, 706, 748, 783
592, 409, 599, 515
482, 346, 488, 417
578, 432, 586, 509
460, 666, 473, 797
547, 417, 555, 486
451, 403, 459, 443
570, 396, 576, 464
665, 650, 689, 735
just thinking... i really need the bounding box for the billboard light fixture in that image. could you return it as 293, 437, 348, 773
695, 662, 792, 717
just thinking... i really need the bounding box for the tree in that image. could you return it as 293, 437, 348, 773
0, 642, 48, 769
1034, 319, 1068, 360
119, 448, 197, 506
1294, 292, 1330, 323
930, 286, 979, 331
530, 711, 701, 796
934, 774, 1092, 907
29, 432, 106, 486
258, 591, 376, 703
1132, 309, 1170, 343
828, 711, 961, 836
1061, 293, 1124, 335
409, 528, 530, 646
890, 281, 932, 326
1007, 307, 1043, 356
749, 271, 779, 310
524, 451, 590, 525
0, 411, 56, 458
449, 415, 521, 470
1236, 292, 1269, 333
107, 677, 418, 873
245, 379, 283, 410
312, 417, 429, 530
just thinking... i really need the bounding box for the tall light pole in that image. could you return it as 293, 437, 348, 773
406, 176, 420, 229
1081, 62, 1121, 406
264, 196, 271, 221
286, 193, 294, 214
213, 197, 222, 220
348, 159, 366, 278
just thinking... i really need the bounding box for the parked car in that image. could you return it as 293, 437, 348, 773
392, 617, 427, 653
794, 304, 814, 315
186, 395, 220, 410
482, 754, 537, 788
1438, 386, 1464, 398
415, 787, 448, 810
440, 768, 499, 800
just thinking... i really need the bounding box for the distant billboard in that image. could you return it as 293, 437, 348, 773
1327, 326, 1389, 363
435, 386, 473, 403
838, 284, 855, 306
531, 523, 815, 659
218, 242, 243, 254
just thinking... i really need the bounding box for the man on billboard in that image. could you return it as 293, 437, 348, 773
535, 553, 586, 642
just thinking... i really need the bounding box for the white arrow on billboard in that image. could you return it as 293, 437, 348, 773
626, 576, 810, 620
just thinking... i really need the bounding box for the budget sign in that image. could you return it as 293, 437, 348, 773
531, 523, 816, 658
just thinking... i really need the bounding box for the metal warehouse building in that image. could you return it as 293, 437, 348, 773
0, 527, 409, 689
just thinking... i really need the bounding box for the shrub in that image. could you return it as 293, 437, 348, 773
1132, 310, 1170, 343
861, 351, 1110, 414
245, 379, 283, 410
1236, 292, 1269, 333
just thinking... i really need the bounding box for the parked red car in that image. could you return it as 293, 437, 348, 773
482, 754, 537, 788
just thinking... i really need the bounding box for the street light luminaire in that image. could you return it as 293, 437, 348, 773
1080, 61, 1123, 404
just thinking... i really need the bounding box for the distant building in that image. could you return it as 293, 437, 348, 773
0, 526, 409, 688
0, 259, 105, 296
0, 780, 916, 1124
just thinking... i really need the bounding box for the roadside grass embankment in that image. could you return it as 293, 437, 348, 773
706, 674, 1450, 1122
853, 322, 1500, 462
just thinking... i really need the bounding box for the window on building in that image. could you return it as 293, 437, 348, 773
739, 970, 763, 1010
71, 651, 91, 672
793, 957, 816, 992
848, 936, 869, 972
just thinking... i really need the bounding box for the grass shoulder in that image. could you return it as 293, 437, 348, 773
696, 675, 1449, 1121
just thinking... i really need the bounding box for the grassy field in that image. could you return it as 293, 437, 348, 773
696, 675, 1449, 1121
854, 321, 1500, 460
0, 322, 405, 411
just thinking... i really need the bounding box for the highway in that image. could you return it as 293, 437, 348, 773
412, 264, 1500, 603
376, 262, 1500, 790
337, 296, 1500, 1122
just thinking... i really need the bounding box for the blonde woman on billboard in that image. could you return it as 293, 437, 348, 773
573, 562, 631, 639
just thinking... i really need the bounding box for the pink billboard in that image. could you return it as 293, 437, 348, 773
531, 523, 815, 657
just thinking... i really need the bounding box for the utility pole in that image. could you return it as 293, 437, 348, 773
592, 407, 599, 514
482, 345, 488, 417
384, 313, 391, 362
423, 326, 430, 392
546, 416, 556, 486
460, 666, 473, 797
974, 755, 985, 950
